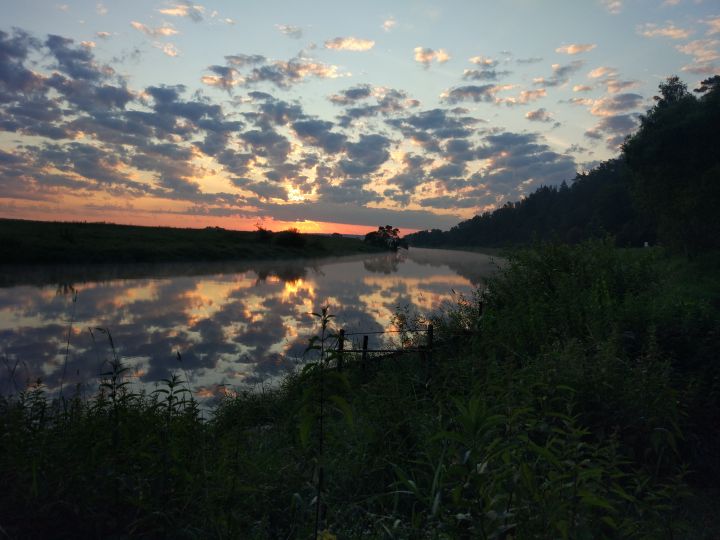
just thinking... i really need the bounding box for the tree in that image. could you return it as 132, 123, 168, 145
624, 75, 720, 255
364, 225, 406, 251
653, 75, 690, 109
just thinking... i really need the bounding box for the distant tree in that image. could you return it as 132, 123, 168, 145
364, 225, 406, 250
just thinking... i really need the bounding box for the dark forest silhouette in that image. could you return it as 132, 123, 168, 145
407, 75, 720, 256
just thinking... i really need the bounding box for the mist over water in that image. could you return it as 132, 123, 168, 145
0, 248, 499, 404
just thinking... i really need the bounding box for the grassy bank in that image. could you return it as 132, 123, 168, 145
1, 240, 718, 538
0, 218, 384, 265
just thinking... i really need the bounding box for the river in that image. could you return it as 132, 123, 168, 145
0, 248, 499, 405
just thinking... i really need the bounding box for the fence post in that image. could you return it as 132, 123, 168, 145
427, 323, 434, 374
337, 328, 345, 371
361, 335, 368, 374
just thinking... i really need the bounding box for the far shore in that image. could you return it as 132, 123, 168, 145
0, 218, 387, 266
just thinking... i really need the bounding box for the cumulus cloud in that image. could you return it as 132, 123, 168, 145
516, 56, 543, 64
555, 43, 596, 55
96, 31, 111, 39
601, 0, 622, 15
158, 1, 205, 22
324, 37, 375, 51
154, 43, 180, 57
382, 17, 396, 32
585, 113, 640, 149
534, 60, 584, 87
441, 84, 510, 104
637, 22, 692, 39
676, 39, 720, 74
463, 68, 511, 81
525, 108, 554, 122
588, 66, 619, 79
328, 84, 373, 105
474, 131, 577, 194
203, 53, 347, 90
275, 24, 302, 39
469, 55, 498, 67
573, 84, 592, 92
589, 93, 644, 116
130, 21, 178, 38
414, 47, 450, 67
704, 16, 720, 36
496, 88, 547, 106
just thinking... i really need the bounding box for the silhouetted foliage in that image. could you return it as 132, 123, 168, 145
364, 225, 407, 251
273, 228, 307, 248
624, 74, 720, 255
407, 160, 654, 248
408, 74, 720, 256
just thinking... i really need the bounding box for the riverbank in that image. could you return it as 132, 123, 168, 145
1, 240, 718, 538
0, 218, 384, 265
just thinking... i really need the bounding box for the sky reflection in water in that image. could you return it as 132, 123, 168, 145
0, 248, 498, 404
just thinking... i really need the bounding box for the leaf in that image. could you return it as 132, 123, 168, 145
328, 395, 353, 427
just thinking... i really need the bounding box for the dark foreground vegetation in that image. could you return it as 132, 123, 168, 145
1, 239, 719, 538
0, 219, 384, 265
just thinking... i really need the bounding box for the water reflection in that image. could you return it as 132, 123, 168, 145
0, 248, 499, 405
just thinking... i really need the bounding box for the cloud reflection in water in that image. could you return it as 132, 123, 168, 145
0, 248, 498, 404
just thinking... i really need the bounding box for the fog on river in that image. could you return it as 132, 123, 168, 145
0, 248, 500, 405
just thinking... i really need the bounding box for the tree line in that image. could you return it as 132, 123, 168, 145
406, 75, 720, 256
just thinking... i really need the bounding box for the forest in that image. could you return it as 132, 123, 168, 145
406, 76, 720, 256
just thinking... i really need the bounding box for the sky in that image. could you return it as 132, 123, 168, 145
1, 0, 718, 235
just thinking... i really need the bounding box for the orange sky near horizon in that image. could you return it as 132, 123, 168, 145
0, 205, 417, 237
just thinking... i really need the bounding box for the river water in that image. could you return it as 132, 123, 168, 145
0, 248, 499, 404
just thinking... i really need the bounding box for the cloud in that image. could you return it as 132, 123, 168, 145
96, 3, 108, 15
292, 119, 346, 153
474, 131, 577, 194
158, 1, 205, 22
45, 34, 107, 81
637, 22, 692, 39
555, 43, 596, 55
588, 66, 618, 79
206, 53, 346, 90
573, 84, 593, 92
441, 84, 510, 104
589, 93, 644, 116
130, 21, 178, 38
469, 56, 498, 67
604, 79, 639, 93
275, 24, 302, 39
339, 133, 392, 175
324, 37, 375, 51
516, 56, 543, 64
96, 31, 111, 39
382, 17, 397, 32
601, 0, 622, 15
495, 88, 546, 106
585, 113, 640, 149
676, 39, 720, 74
201, 65, 243, 91
463, 68, 511, 81
414, 47, 450, 67
154, 43, 180, 57
328, 84, 373, 105
534, 60, 584, 87
705, 16, 720, 36
525, 108, 554, 122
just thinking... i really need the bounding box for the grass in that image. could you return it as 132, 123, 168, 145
0, 239, 718, 538
0, 218, 386, 265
